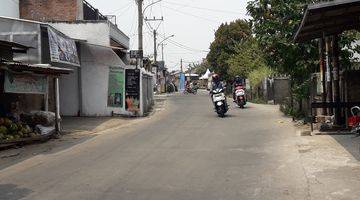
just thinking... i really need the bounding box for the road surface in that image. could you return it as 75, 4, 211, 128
0, 91, 359, 200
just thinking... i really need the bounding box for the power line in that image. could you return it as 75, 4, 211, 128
162, 5, 222, 24
109, 1, 133, 15
160, 35, 209, 53
163, 1, 247, 15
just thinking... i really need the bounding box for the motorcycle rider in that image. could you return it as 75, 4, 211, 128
233, 75, 244, 101
211, 74, 223, 93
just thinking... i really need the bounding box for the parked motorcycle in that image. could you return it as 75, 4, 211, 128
212, 87, 228, 117
234, 86, 246, 109
184, 86, 197, 95
349, 106, 360, 136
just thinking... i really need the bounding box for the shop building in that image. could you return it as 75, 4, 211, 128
17, 0, 153, 117
0, 38, 72, 145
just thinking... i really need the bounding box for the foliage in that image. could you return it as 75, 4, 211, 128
248, 65, 273, 88
227, 38, 268, 79
247, 0, 321, 84
247, 0, 360, 81
206, 19, 251, 80
190, 60, 210, 76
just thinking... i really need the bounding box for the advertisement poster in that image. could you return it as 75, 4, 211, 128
48, 27, 80, 66
125, 69, 140, 112
108, 67, 124, 108
179, 73, 185, 91
4, 72, 47, 94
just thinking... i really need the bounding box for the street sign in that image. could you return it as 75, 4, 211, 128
130, 50, 143, 59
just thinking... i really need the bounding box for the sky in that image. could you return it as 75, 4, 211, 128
86, 0, 250, 71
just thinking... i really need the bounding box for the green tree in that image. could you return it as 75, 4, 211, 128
206, 19, 251, 81
227, 38, 268, 79
247, 0, 360, 82
247, 0, 319, 84
247, 0, 360, 115
191, 60, 210, 76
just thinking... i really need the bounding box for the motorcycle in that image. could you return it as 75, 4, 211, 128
184, 86, 197, 95
349, 106, 360, 136
234, 86, 246, 109
212, 87, 228, 117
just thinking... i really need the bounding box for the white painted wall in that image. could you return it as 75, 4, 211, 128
0, 0, 19, 18
49, 22, 110, 46
59, 66, 80, 116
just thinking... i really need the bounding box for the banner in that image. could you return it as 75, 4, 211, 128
48, 27, 80, 66
108, 67, 124, 108
179, 73, 185, 91
4, 72, 47, 94
125, 69, 140, 112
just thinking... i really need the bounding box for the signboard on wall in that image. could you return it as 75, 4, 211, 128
129, 50, 143, 59
125, 69, 140, 112
4, 72, 47, 94
48, 27, 80, 66
108, 67, 124, 108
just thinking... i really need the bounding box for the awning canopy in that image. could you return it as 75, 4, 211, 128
295, 0, 360, 42
80, 43, 126, 67
0, 40, 31, 53
0, 61, 73, 75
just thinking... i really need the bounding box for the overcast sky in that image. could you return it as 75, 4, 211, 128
87, 0, 250, 71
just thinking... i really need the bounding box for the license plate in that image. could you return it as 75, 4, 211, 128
213, 94, 225, 102
236, 89, 245, 96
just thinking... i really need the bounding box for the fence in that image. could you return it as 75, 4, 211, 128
142, 73, 154, 114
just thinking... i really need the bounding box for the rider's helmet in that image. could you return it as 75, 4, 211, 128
234, 75, 242, 84
212, 74, 220, 84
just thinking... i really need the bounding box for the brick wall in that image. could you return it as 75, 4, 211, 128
20, 0, 82, 21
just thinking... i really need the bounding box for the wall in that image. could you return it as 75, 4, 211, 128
273, 78, 291, 104
0, 0, 20, 18
49, 22, 110, 46
59, 66, 80, 116
346, 70, 360, 102
19, 0, 83, 21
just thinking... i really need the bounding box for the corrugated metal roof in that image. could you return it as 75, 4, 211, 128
295, 0, 360, 42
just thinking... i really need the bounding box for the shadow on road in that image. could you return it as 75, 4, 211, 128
330, 135, 360, 161
0, 184, 32, 200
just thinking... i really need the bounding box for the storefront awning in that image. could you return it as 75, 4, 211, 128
0, 61, 73, 75
80, 43, 126, 67
295, 0, 360, 42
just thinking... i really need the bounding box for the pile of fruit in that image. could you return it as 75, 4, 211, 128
0, 117, 39, 142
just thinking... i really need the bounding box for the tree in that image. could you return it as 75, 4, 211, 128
191, 60, 210, 76
206, 19, 251, 81
247, 0, 360, 82
227, 38, 267, 79
247, 0, 319, 83
247, 0, 360, 115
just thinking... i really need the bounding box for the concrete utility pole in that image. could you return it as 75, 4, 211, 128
137, 0, 143, 68
180, 58, 183, 72
153, 29, 157, 62
161, 43, 165, 61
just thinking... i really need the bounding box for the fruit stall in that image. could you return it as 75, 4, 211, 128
0, 61, 72, 148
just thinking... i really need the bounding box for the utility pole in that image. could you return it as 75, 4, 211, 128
145, 17, 163, 92
137, 0, 143, 68
161, 43, 165, 61
153, 30, 157, 62
180, 58, 183, 72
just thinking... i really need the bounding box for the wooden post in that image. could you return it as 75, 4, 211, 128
325, 37, 333, 115
54, 77, 61, 135
319, 38, 327, 115
331, 35, 341, 126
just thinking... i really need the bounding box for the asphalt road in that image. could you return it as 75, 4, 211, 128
0, 91, 357, 200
